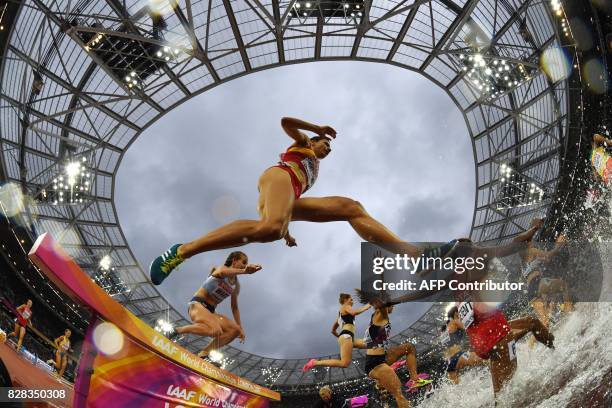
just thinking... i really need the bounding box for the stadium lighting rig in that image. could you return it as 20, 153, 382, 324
496, 163, 546, 210
262, 366, 283, 385
289, 0, 366, 24
154, 319, 175, 336
72, 9, 186, 92
38, 157, 92, 206
92, 256, 131, 297
458, 53, 535, 100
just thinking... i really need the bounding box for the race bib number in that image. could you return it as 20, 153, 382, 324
458, 302, 474, 328
508, 339, 517, 361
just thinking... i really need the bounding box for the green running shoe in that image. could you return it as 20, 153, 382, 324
150, 243, 184, 285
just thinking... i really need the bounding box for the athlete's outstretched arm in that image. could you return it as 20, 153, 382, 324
280, 117, 336, 145
213, 264, 262, 278
472, 241, 528, 259
348, 303, 372, 316
331, 319, 340, 337
512, 222, 542, 243
532, 234, 567, 261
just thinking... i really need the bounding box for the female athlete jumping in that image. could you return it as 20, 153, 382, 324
150, 117, 456, 285
303, 293, 371, 371
168, 251, 261, 359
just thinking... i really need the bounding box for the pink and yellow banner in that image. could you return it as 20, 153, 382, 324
76, 318, 269, 407
28, 233, 280, 406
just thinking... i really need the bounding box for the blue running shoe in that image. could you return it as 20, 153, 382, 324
150, 244, 184, 285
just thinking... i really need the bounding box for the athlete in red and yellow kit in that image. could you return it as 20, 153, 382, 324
150, 117, 458, 285
591, 133, 612, 185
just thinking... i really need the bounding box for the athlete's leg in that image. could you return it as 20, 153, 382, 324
369, 364, 411, 408
198, 313, 241, 358
530, 299, 550, 328
540, 278, 573, 312
59, 356, 68, 377
177, 303, 223, 338
447, 370, 460, 384
16, 326, 25, 350
456, 351, 485, 370
386, 343, 418, 380
508, 316, 554, 346
314, 336, 354, 368
353, 338, 367, 349
54, 350, 62, 372
178, 168, 295, 258
8, 322, 19, 338
292, 197, 421, 258
528, 298, 549, 348
489, 336, 517, 395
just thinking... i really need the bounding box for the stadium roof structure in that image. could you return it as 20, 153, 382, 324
0, 0, 576, 391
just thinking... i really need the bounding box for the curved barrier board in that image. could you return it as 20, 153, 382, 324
29, 233, 280, 407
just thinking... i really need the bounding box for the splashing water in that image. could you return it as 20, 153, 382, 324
419, 184, 612, 407
419, 303, 612, 407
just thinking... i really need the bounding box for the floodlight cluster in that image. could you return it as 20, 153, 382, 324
154, 319, 174, 335
84, 33, 104, 52
262, 366, 283, 384
204, 350, 234, 369
124, 71, 142, 88
93, 257, 130, 297
51, 157, 91, 205
560, 17, 570, 38
550, 0, 563, 17
459, 53, 533, 99
99, 255, 112, 271
496, 163, 545, 210
291, 1, 363, 20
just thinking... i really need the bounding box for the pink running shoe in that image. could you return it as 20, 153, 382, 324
303, 359, 317, 372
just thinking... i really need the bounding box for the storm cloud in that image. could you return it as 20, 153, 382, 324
115, 61, 474, 358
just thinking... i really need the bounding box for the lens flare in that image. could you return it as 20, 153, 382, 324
92, 322, 124, 355
583, 58, 608, 94
569, 18, 593, 52
540, 46, 571, 82
211, 195, 241, 224
0, 182, 26, 217
148, 0, 172, 16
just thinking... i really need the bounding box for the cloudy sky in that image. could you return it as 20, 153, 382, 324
115, 61, 475, 359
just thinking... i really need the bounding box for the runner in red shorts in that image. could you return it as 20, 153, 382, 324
376, 224, 556, 398
450, 228, 556, 396
8, 299, 33, 351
